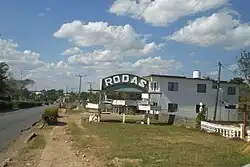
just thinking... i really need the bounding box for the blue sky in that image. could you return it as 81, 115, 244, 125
0, 0, 249, 90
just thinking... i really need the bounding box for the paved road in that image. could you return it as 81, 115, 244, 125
0, 106, 50, 151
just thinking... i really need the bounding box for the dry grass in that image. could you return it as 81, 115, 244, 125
67, 119, 250, 167
7, 133, 45, 167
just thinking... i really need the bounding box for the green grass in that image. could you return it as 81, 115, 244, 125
68, 121, 250, 167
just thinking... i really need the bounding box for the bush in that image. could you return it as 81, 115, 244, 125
12, 101, 43, 109
42, 107, 59, 124
0, 100, 13, 110
196, 111, 206, 128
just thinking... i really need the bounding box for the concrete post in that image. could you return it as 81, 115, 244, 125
147, 111, 150, 125
240, 124, 245, 139
122, 113, 126, 123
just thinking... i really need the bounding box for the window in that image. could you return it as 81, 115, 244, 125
168, 103, 178, 113
197, 84, 206, 93
212, 81, 217, 89
225, 104, 236, 109
150, 82, 159, 91
168, 82, 178, 91
228, 87, 236, 95
196, 104, 205, 113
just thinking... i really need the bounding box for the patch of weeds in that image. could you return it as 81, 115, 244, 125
8, 134, 46, 167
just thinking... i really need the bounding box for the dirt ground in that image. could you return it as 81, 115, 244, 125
0, 112, 102, 167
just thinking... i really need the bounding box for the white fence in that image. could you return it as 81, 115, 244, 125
86, 103, 99, 109
201, 121, 250, 141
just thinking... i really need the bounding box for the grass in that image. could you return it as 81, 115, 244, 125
68, 120, 250, 167
7, 134, 46, 167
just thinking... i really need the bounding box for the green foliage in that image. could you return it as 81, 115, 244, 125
0, 100, 13, 110
69, 104, 77, 109
237, 50, 250, 80
12, 101, 43, 109
0, 62, 10, 95
229, 77, 245, 85
0, 100, 42, 111
196, 111, 206, 127
42, 107, 59, 124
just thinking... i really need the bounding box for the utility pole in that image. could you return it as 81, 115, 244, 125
65, 85, 68, 94
213, 62, 222, 121
88, 82, 92, 92
76, 74, 86, 101
87, 82, 92, 102
20, 70, 24, 100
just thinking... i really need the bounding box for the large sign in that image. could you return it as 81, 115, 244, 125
101, 74, 149, 92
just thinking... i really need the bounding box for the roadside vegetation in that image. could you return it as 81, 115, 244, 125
6, 134, 46, 167
0, 62, 63, 111
68, 120, 250, 167
42, 107, 59, 125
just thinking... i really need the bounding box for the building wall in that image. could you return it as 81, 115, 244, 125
148, 76, 239, 121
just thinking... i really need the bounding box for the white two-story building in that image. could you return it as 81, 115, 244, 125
144, 71, 240, 121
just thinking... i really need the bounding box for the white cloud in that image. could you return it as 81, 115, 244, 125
0, 39, 76, 90
132, 56, 183, 75
53, 21, 162, 52
0, 38, 182, 91
61, 47, 82, 56
54, 21, 163, 65
168, 9, 250, 50
38, 13, 45, 17
109, 0, 228, 26
67, 49, 117, 65
38, 7, 51, 17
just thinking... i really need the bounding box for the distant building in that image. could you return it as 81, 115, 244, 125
143, 71, 240, 121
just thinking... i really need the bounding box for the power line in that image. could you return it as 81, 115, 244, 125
114, 0, 154, 48
112, 0, 154, 70
221, 64, 238, 76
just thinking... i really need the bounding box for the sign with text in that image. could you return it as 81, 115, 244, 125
101, 74, 149, 92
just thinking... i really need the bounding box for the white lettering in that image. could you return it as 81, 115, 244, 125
104, 78, 113, 87
113, 75, 120, 84
130, 76, 138, 85
122, 75, 129, 83
139, 79, 147, 88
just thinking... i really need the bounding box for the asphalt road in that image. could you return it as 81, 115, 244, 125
0, 106, 49, 151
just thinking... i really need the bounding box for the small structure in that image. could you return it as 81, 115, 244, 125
87, 73, 162, 124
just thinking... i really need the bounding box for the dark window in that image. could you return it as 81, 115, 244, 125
168, 103, 178, 113
225, 104, 236, 109
168, 82, 178, 91
150, 82, 159, 91
196, 104, 205, 113
212, 81, 217, 89
228, 87, 236, 95
197, 84, 206, 93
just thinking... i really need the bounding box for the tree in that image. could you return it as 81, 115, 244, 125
229, 77, 245, 85
0, 62, 10, 95
203, 76, 215, 81
237, 50, 250, 82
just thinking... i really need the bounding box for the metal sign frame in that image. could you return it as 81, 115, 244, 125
100, 73, 149, 92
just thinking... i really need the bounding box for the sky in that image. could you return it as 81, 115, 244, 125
0, 0, 250, 91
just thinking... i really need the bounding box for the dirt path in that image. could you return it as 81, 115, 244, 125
37, 115, 86, 167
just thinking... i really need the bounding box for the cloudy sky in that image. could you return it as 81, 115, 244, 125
0, 0, 249, 91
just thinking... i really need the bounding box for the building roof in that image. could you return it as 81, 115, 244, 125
144, 74, 232, 84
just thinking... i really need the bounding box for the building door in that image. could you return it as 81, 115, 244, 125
167, 103, 178, 125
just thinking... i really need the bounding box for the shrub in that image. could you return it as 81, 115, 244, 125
59, 102, 66, 109
70, 104, 77, 110
196, 111, 206, 128
0, 100, 13, 110
12, 101, 43, 109
42, 107, 59, 124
